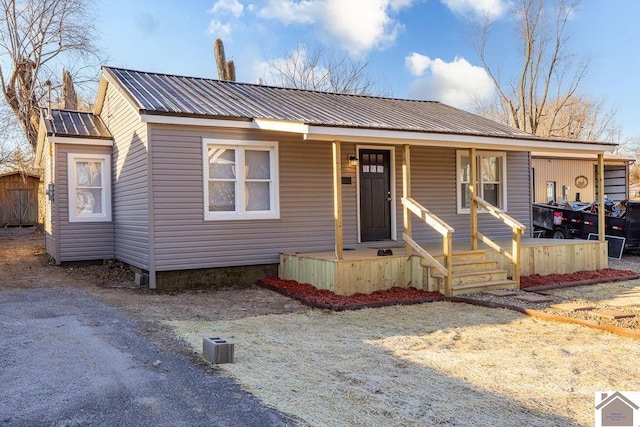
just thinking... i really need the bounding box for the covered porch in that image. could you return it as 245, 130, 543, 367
280, 141, 611, 297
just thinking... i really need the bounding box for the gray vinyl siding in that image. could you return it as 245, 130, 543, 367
42, 144, 58, 263
101, 84, 150, 270
407, 148, 531, 243
148, 128, 532, 270
344, 146, 532, 246
506, 151, 533, 237
149, 125, 335, 270
55, 144, 114, 261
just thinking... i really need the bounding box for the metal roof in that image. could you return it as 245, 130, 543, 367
43, 109, 111, 139
103, 66, 546, 141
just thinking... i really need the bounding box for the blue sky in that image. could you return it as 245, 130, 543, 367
93, 0, 640, 140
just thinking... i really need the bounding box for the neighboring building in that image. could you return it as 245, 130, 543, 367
630, 182, 640, 200
531, 152, 634, 203
35, 67, 615, 291
0, 171, 40, 227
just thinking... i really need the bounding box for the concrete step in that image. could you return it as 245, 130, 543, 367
450, 279, 519, 296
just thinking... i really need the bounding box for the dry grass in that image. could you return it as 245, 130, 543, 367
545, 280, 640, 308
167, 302, 640, 427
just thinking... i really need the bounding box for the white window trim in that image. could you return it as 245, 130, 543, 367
67, 153, 112, 222
456, 150, 508, 214
202, 139, 280, 220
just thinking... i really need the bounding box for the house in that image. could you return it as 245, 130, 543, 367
595, 392, 639, 427
532, 152, 634, 203
36, 67, 616, 293
0, 171, 40, 227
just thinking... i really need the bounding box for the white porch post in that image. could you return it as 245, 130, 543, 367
469, 147, 477, 250
403, 144, 412, 256
332, 140, 344, 260
597, 153, 605, 241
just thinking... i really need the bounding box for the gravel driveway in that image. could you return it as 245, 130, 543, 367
0, 286, 296, 426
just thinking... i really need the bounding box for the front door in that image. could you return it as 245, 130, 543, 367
359, 149, 392, 241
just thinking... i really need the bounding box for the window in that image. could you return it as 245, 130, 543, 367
67, 153, 111, 222
203, 139, 279, 220
456, 151, 507, 213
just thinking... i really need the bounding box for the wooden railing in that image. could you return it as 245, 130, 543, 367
402, 197, 454, 295
472, 196, 526, 283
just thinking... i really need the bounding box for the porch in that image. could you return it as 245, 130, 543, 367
280, 238, 608, 296
309, 143, 610, 297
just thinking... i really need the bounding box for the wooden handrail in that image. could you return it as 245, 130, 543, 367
402, 197, 454, 295
471, 196, 525, 283
473, 196, 526, 233
402, 198, 454, 237
403, 233, 448, 276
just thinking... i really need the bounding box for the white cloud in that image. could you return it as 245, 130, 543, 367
440, 0, 509, 21
207, 19, 232, 37
256, 0, 415, 56
207, 0, 245, 37
405, 54, 495, 109
210, 0, 244, 17
405, 52, 431, 77
256, 0, 318, 23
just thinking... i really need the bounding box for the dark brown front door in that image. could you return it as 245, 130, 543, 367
359, 149, 391, 241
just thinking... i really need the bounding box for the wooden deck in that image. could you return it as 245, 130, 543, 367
279, 238, 608, 296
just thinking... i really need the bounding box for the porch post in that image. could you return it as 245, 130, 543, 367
332, 140, 344, 260
597, 153, 605, 242
403, 144, 412, 255
469, 147, 477, 250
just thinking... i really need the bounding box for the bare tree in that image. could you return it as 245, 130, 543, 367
474, 0, 619, 141
266, 43, 388, 96
0, 0, 101, 151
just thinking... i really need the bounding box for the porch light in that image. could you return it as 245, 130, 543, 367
348, 155, 359, 167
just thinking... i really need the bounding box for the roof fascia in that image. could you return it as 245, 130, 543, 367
94, 68, 142, 117
253, 118, 309, 134
303, 125, 616, 154
35, 116, 47, 167
48, 136, 113, 146
137, 113, 615, 154
93, 76, 108, 115
140, 113, 256, 129
532, 151, 634, 162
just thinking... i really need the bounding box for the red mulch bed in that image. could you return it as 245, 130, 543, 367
259, 268, 640, 311
520, 268, 640, 291
257, 277, 444, 311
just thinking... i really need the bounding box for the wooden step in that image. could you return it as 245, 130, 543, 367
450, 280, 519, 296
434, 269, 508, 285
426, 259, 498, 274
434, 249, 487, 263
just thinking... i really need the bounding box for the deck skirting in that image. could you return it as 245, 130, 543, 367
279, 240, 608, 296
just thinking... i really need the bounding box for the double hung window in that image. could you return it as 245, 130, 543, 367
203, 140, 279, 220
457, 151, 506, 213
